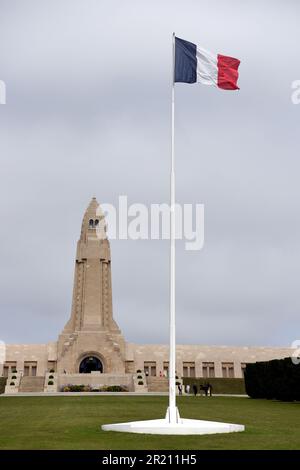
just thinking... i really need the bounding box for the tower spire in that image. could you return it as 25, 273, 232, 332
63, 198, 118, 333
58, 199, 125, 374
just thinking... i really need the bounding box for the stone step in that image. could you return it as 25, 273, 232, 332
146, 377, 169, 392
19, 376, 45, 392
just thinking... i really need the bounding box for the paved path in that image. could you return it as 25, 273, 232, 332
1, 392, 247, 398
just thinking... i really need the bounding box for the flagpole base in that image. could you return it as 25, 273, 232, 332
165, 406, 180, 424
102, 418, 245, 435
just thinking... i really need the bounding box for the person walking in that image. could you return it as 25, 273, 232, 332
192, 384, 198, 396
178, 383, 183, 395
185, 384, 190, 395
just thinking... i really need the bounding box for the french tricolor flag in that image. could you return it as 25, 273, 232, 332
175, 37, 240, 90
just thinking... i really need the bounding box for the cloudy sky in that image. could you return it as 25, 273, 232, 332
0, 0, 299, 347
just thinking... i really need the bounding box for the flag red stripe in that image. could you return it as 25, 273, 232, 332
217, 54, 240, 90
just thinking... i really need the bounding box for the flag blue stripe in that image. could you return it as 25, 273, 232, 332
175, 37, 197, 84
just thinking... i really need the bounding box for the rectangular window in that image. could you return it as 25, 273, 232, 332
3, 362, 17, 375
222, 362, 235, 378
202, 362, 215, 378
24, 361, 38, 377
183, 362, 195, 378
144, 361, 156, 377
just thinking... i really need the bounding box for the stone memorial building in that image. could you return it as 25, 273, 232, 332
1, 199, 294, 393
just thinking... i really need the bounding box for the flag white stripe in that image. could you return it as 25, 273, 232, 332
196, 46, 218, 87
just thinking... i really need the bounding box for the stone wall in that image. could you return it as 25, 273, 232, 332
1, 341, 296, 382
3, 343, 57, 376
58, 373, 134, 391
126, 343, 294, 379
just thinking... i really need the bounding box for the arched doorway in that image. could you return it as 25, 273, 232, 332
79, 356, 103, 374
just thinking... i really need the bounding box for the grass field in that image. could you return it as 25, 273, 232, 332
0, 395, 299, 450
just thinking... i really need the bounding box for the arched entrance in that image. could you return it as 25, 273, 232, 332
79, 356, 103, 373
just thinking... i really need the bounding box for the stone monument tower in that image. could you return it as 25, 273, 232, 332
57, 198, 125, 374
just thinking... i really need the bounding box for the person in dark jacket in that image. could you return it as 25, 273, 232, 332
201, 382, 213, 397
192, 384, 198, 396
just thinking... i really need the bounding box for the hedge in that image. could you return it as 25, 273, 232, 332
61, 384, 128, 392
244, 357, 300, 401
101, 385, 128, 392
0, 377, 7, 394
62, 384, 87, 392
182, 377, 246, 395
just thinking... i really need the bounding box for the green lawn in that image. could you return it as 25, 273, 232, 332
0, 396, 299, 450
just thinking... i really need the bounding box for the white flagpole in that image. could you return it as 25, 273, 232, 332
102, 33, 245, 436
166, 31, 180, 424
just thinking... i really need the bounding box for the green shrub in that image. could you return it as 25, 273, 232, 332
11, 375, 17, 380
100, 385, 128, 392
62, 384, 85, 392
48, 375, 54, 379
0, 378, 7, 394
61, 384, 128, 393
10, 382, 15, 386
107, 385, 126, 392
138, 381, 144, 385
49, 369, 55, 373
244, 357, 300, 401
48, 381, 54, 386
137, 375, 142, 379
12, 369, 17, 374
136, 369, 142, 373
72, 384, 85, 392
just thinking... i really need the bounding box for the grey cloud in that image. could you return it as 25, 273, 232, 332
0, 0, 300, 347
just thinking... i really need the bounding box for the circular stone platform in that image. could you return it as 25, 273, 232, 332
102, 418, 245, 435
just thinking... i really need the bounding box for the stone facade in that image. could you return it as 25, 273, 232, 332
125, 343, 294, 379
56, 198, 126, 375
0, 199, 296, 389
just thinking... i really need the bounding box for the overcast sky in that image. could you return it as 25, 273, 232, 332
0, 0, 300, 347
